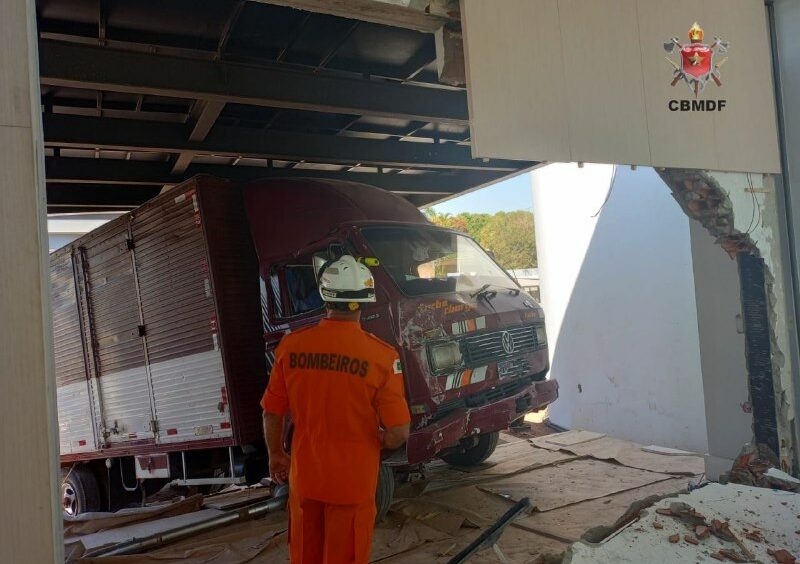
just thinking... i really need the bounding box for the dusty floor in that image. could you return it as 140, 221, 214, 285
64, 426, 707, 563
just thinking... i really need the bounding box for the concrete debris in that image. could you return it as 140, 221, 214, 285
566, 483, 800, 564
60, 431, 705, 563
725, 442, 800, 494
766, 468, 800, 492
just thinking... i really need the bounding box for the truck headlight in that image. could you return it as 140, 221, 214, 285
535, 325, 547, 346
428, 341, 463, 373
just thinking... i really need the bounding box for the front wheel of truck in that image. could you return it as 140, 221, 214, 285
440, 431, 500, 467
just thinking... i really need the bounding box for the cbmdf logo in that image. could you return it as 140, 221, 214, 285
664, 22, 730, 111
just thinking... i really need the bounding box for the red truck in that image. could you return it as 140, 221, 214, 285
52, 176, 557, 517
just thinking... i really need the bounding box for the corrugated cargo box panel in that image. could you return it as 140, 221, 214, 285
80, 220, 154, 444
197, 177, 266, 446
51, 248, 96, 454
131, 178, 231, 444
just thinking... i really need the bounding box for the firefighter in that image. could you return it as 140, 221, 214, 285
261, 254, 411, 563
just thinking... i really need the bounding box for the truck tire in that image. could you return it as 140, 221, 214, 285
440, 431, 500, 467
375, 463, 395, 523
62, 465, 102, 517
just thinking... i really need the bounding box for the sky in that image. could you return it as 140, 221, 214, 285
430, 172, 533, 215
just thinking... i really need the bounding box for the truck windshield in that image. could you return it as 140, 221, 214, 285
360, 226, 516, 296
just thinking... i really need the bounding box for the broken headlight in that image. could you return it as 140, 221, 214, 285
535, 325, 547, 346
428, 341, 463, 374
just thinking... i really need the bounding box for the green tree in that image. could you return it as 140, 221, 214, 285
476, 211, 536, 270
423, 209, 537, 269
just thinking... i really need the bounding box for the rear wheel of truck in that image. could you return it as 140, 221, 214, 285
62, 465, 102, 517
440, 431, 500, 467
375, 463, 395, 523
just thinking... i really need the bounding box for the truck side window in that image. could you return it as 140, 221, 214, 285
269, 246, 347, 320
285, 264, 324, 315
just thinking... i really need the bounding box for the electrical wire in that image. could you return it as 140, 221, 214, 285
591, 166, 619, 218
744, 173, 763, 237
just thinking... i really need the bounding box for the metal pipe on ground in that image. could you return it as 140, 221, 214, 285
85, 485, 289, 557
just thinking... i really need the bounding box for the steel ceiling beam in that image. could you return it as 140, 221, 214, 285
38, 39, 469, 125
43, 113, 527, 172
44, 157, 506, 194
46, 182, 160, 211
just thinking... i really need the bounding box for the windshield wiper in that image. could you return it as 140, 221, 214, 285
470, 284, 491, 298
471, 283, 520, 298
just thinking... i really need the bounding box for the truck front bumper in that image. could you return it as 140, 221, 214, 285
404, 378, 559, 465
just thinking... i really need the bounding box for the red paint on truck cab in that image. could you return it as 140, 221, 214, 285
243, 179, 558, 466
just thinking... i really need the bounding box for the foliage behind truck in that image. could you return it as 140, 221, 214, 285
52, 175, 558, 516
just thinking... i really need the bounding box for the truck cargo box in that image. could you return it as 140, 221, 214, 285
51, 176, 266, 462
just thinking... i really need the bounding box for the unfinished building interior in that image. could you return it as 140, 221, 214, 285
2, 0, 799, 562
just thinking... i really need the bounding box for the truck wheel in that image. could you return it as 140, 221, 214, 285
375, 463, 395, 523
440, 431, 500, 467
62, 465, 101, 517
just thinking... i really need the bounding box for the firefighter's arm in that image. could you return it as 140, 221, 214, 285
376, 356, 411, 449
260, 351, 291, 483
381, 423, 410, 449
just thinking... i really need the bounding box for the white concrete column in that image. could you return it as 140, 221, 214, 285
689, 222, 752, 480
0, 1, 62, 562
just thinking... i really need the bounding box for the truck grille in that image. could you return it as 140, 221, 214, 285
432, 375, 537, 420
460, 324, 542, 367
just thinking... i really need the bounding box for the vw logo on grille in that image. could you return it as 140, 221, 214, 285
501, 331, 515, 355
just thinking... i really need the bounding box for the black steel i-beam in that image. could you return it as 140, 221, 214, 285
43, 113, 526, 172
44, 157, 507, 195
38, 39, 469, 125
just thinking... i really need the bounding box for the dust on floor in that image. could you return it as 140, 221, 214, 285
65, 429, 707, 563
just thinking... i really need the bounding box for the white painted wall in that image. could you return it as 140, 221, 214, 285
532, 163, 709, 453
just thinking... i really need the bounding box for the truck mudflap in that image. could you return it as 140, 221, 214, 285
405, 379, 559, 465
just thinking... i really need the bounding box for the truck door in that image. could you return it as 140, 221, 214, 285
76, 222, 155, 445
261, 251, 328, 370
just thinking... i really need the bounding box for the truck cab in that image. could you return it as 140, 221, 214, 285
245, 179, 558, 468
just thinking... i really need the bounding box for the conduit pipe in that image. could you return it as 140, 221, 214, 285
86, 485, 289, 557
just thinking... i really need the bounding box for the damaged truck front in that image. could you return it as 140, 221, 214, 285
52, 176, 558, 517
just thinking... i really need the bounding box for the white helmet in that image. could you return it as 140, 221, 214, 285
317, 255, 376, 305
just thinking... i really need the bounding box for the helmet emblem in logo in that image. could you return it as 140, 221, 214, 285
501, 331, 515, 355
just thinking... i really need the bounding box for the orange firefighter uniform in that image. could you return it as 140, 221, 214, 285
261, 318, 411, 563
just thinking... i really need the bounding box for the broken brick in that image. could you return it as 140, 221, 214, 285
710, 552, 725, 562
684, 535, 699, 545
744, 530, 764, 543
656, 508, 673, 516
653, 521, 664, 530
768, 548, 797, 564
695, 525, 710, 539
710, 519, 736, 542
668, 533, 680, 543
